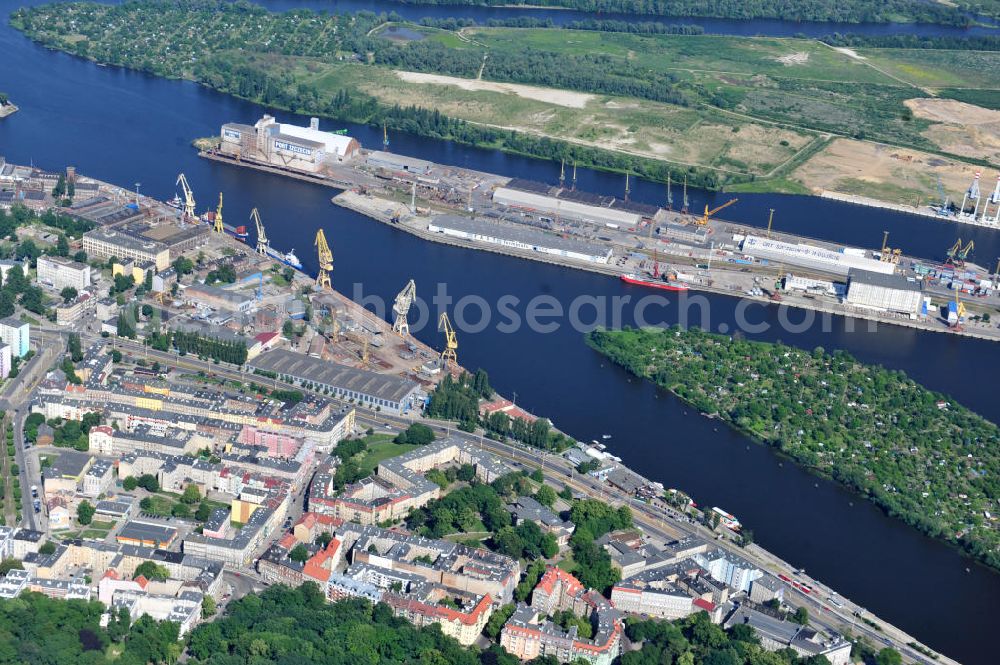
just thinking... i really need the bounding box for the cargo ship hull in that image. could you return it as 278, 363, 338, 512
620, 273, 689, 292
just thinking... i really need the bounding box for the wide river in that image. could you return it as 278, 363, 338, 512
2, 1, 999, 662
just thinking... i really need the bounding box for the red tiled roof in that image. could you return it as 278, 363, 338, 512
693, 598, 715, 611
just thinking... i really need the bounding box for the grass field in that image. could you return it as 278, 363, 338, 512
291, 58, 814, 177
356, 435, 418, 475
858, 48, 1000, 89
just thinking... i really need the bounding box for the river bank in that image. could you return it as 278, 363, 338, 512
587, 326, 1000, 575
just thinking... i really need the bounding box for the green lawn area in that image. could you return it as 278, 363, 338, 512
357, 435, 418, 475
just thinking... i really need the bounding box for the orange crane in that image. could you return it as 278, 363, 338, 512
697, 198, 737, 226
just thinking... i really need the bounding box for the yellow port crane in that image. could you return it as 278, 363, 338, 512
175, 173, 196, 219
879, 230, 901, 265
251, 208, 269, 255
697, 198, 737, 226
946, 238, 975, 265
315, 229, 333, 289
438, 312, 458, 365
214, 192, 224, 234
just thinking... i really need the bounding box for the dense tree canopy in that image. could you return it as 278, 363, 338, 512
589, 326, 1000, 571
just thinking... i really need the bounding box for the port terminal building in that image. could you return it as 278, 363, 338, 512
220, 115, 361, 173
428, 215, 612, 264
740, 235, 895, 278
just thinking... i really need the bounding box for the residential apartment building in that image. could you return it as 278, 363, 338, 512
0, 317, 29, 357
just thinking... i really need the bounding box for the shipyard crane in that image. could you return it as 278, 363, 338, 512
879, 230, 901, 265
665, 172, 673, 210
251, 208, 269, 255
392, 280, 417, 336
175, 173, 196, 219
698, 198, 737, 226
438, 312, 458, 365
946, 238, 975, 266
315, 229, 333, 289
214, 192, 224, 234
682, 175, 689, 213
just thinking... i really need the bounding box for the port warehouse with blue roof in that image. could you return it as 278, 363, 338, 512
428, 215, 613, 264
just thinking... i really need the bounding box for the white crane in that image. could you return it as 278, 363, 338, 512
392, 279, 416, 336
175, 173, 196, 219
251, 208, 269, 255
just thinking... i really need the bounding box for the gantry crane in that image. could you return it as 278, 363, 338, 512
214, 192, 224, 234
697, 198, 737, 226
251, 208, 269, 255
438, 312, 458, 365
175, 173, 196, 219
879, 231, 901, 265
392, 280, 417, 336
315, 229, 333, 289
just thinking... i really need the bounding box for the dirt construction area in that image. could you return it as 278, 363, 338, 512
791, 137, 985, 206
906, 97, 1000, 163
395, 71, 595, 108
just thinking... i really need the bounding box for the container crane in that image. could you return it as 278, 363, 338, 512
315, 229, 333, 289
175, 173, 196, 219
392, 279, 417, 336
214, 192, 224, 234
698, 198, 737, 226
438, 312, 458, 365
251, 208, 269, 255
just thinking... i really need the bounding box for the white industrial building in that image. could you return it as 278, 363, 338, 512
428, 215, 612, 264
36, 255, 91, 292
220, 115, 361, 173
782, 274, 843, 297
845, 269, 923, 316
366, 151, 433, 176
492, 187, 643, 228
741, 235, 894, 278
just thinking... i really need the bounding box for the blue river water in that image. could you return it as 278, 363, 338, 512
1, 1, 999, 662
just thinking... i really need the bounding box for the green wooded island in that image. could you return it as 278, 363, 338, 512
587, 327, 1000, 571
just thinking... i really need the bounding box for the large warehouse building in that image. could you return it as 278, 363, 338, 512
248, 349, 423, 415
845, 269, 923, 316
492, 187, 643, 228
428, 215, 612, 264
220, 115, 361, 173
740, 235, 895, 278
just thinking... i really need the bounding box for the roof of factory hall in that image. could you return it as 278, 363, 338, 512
847, 268, 921, 292
248, 349, 419, 404
429, 215, 611, 258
